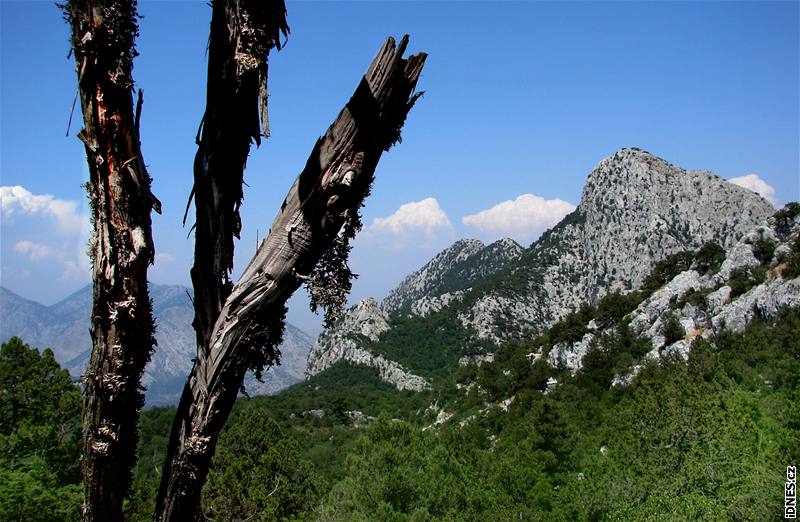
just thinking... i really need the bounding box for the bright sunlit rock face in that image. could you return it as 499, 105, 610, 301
459, 148, 775, 343
308, 148, 779, 386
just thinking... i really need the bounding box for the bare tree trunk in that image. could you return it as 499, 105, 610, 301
61, 0, 160, 519
187, 0, 288, 358
154, 35, 425, 521
155, 0, 287, 519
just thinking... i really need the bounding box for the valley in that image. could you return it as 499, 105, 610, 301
3, 149, 798, 520
126, 149, 800, 520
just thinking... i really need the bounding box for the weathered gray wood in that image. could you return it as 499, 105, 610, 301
153, 2, 287, 520
186, 0, 288, 359
61, 0, 159, 519
154, 35, 425, 521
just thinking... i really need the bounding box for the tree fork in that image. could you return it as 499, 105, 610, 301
186, 0, 288, 357
61, 0, 159, 519
157, 0, 288, 518
154, 35, 426, 520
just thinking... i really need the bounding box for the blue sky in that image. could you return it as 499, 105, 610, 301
1, 0, 798, 335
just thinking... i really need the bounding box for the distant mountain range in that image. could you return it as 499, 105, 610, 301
307, 148, 778, 389
1, 148, 785, 404
0, 283, 314, 406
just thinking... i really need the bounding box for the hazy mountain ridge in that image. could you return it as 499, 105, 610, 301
0, 284, 314, 406
306, 148, 776, 389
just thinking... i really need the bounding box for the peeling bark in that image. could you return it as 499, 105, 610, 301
186, 0, 288, 356
61, 0, 158, 519
154, 35, 425, 521
155, 0, 288, 519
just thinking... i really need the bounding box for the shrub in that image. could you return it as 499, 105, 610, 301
674, 287, 710, 311
549, 304, 594, 345
0, 338, 83, 520
782, 235, 800, 279
773, 202, 800, 237
751, 237, 776, 266
204, 408, 319, 521
641, 251, 695, 297
660, 312, 685, 345
595, 290, 641, 328
693, 242, 725, 275
729, 266, 767, 298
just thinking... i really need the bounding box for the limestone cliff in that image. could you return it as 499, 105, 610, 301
307, 148, 777, 389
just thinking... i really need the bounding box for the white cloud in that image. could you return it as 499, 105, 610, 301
14, 240, 54, 261
1, 185, 86, 232
155, 252, 176, 264
2, 186, 91, 284
462, 193, 576, 245
370, 197, 453, 238
13, 240, 88, 280
61, 259, 89, 281
727, 174, 777, 205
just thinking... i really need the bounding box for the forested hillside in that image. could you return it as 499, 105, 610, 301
132, 279, 799, 520
7, 200, 798, 519
306, 149, 776, 391
3, 161, 797, 520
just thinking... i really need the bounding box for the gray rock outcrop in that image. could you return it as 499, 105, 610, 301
459, 148, 775, 342
383, 237, 524, 315
306, 238, 523, 387
547, 208, 800, 380
305, 298, 430, 391
307, 148, 779, 390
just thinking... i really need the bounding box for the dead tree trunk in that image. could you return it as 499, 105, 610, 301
186, 0, 288, 361
153, 1, 287, 518
61, 0, 159, 519
154, 36, 425, 520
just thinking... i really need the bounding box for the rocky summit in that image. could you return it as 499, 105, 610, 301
545, 208, 800, 384
306, 148, 777, 390
382, 238, 524, 315
305, 237, 525, 388
459, 148, 775, 343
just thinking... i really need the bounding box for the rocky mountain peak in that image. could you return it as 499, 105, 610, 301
483, 237, 524, 258
307, 148, 780, 389
382, 239, 485, 313
382, 238, 523, 315
576, 147, 775, 295
458, 148, 776, 344
306, 236, 525, 388
340, 298, 390, 341
584, 147, 772, 212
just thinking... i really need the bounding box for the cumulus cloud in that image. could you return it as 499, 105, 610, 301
1, 185, 87, 232
2, 186, 90, 283
14, 240, 54, 261
13, 239, 88, 280
727, 174, 777, 205
155, 252, 176, 265
370, 197, 453, 238
61, 259, 88, 281
462, 193, 576, 245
